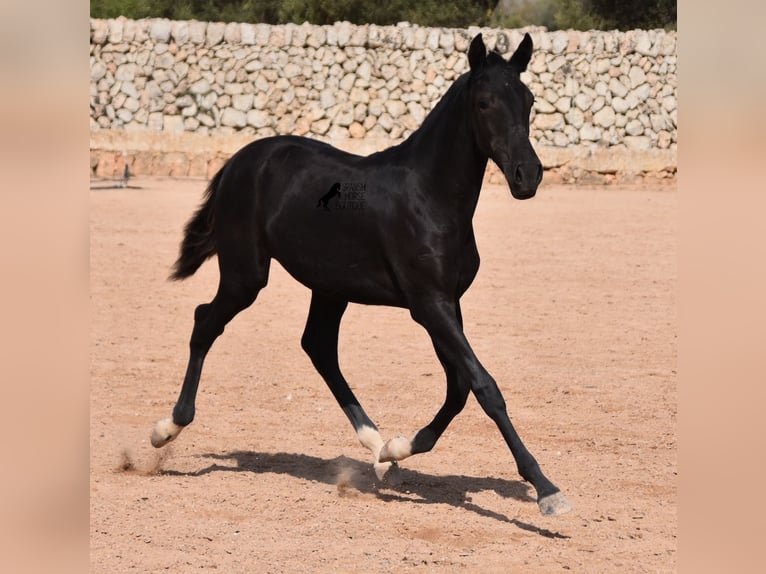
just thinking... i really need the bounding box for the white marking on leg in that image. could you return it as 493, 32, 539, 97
357, 425, 385, 456
357, 425, 401, 483
379, 435, 413, 462
150, 418, 183, 448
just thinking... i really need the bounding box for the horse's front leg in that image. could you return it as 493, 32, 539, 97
380, 297, 572, 516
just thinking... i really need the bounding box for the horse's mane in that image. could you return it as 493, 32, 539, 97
407, 72, 471, 141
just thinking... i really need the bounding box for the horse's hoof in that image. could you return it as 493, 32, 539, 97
538, 491, 573, 516
378, 436, 412, 462
374, 460, 402, 486
150, 418, 183, 448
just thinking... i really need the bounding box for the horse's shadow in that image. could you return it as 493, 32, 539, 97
161, 450, 569, 539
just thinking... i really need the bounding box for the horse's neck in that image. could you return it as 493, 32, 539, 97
401, 80, 488, 212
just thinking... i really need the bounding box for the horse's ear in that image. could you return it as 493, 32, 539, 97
508, 33, 533, 73
468, 34, 486, 71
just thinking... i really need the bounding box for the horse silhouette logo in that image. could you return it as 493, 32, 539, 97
317, 182, 342, 211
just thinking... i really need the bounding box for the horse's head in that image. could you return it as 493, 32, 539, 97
468, 33, 542, 200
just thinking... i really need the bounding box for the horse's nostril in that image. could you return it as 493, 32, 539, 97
536, 163, 543, 184
514, 165, 523, 184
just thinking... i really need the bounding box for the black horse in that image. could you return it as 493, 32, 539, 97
151, 34, 571, 516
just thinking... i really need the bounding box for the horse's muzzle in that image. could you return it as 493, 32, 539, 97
505, 161, 543, 200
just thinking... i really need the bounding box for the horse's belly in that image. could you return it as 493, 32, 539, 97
275, 253, 404, 307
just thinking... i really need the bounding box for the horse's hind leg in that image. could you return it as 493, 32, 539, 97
151, 251, 270, 447
300, 292, 399, 482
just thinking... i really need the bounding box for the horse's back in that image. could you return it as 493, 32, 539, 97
212, 135, 407, 305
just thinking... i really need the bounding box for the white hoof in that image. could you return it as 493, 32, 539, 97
379, 436, 412, 462
538, 491, 573, 516
150, 418, 183, 448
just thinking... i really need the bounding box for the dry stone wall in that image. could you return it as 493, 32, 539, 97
90, 18, 676, 181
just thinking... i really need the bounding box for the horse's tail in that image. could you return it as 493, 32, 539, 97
169, 165, 225, 281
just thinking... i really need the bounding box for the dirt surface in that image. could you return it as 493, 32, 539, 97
90, 177, 676, 573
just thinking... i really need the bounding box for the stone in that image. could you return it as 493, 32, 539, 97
574, 93, 593, 111
91, 61, 107, 82
624, 135, 652, 150
340, 72, 355, 92
224, 22, 241, 44
407, 101, 426, 124
245, 110, 271, 128
91, 20, 108, 44
189, 21, 206, 44
625, 119, 644, 136
206, 22, 225, 47
377, 112, 394, 131
630, 83, 651, 104
566, 107, 585, 129
170, 21, 189, 44
368, 99, 384, 117
608, 77, 629, 98
554, 97, 571, 114
232, 94, 253, 112
650, 113, 670, 132
150, 19, 171, 43
311, 118, 331, 135
349, 121, 366, 138
551, 31, 569, 55
439, 32, 455, 54
535, 99, 556, 114
350, 25, 368, 46
120, 82, 138, 99
335, 103, 355, 127
635, 33, 657, 57
548, 55, 566, 74
610, 95, 628, 114
107, 19, 123, 43
662, 95, 677, 113
534, 113, 564, 131
283, 63, 302, 79
591, 96, 605, 114
320, 89, 336, 110
628, 65, 646, 89
579, 124, 602, 142
594, 106, 616, 128
354, 60, 371, 83
385, 100, 406, 118
240, 23, 255, 45
190, 79, 211, 95
115, 63, 136, 82
155, 53, 175, 69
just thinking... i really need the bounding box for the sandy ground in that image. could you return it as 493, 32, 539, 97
90, 177, 676, 573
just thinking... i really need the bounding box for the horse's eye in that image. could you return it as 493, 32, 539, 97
478, 99, 490, 110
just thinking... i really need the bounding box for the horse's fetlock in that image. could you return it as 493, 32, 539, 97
172, 406, 194, 427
